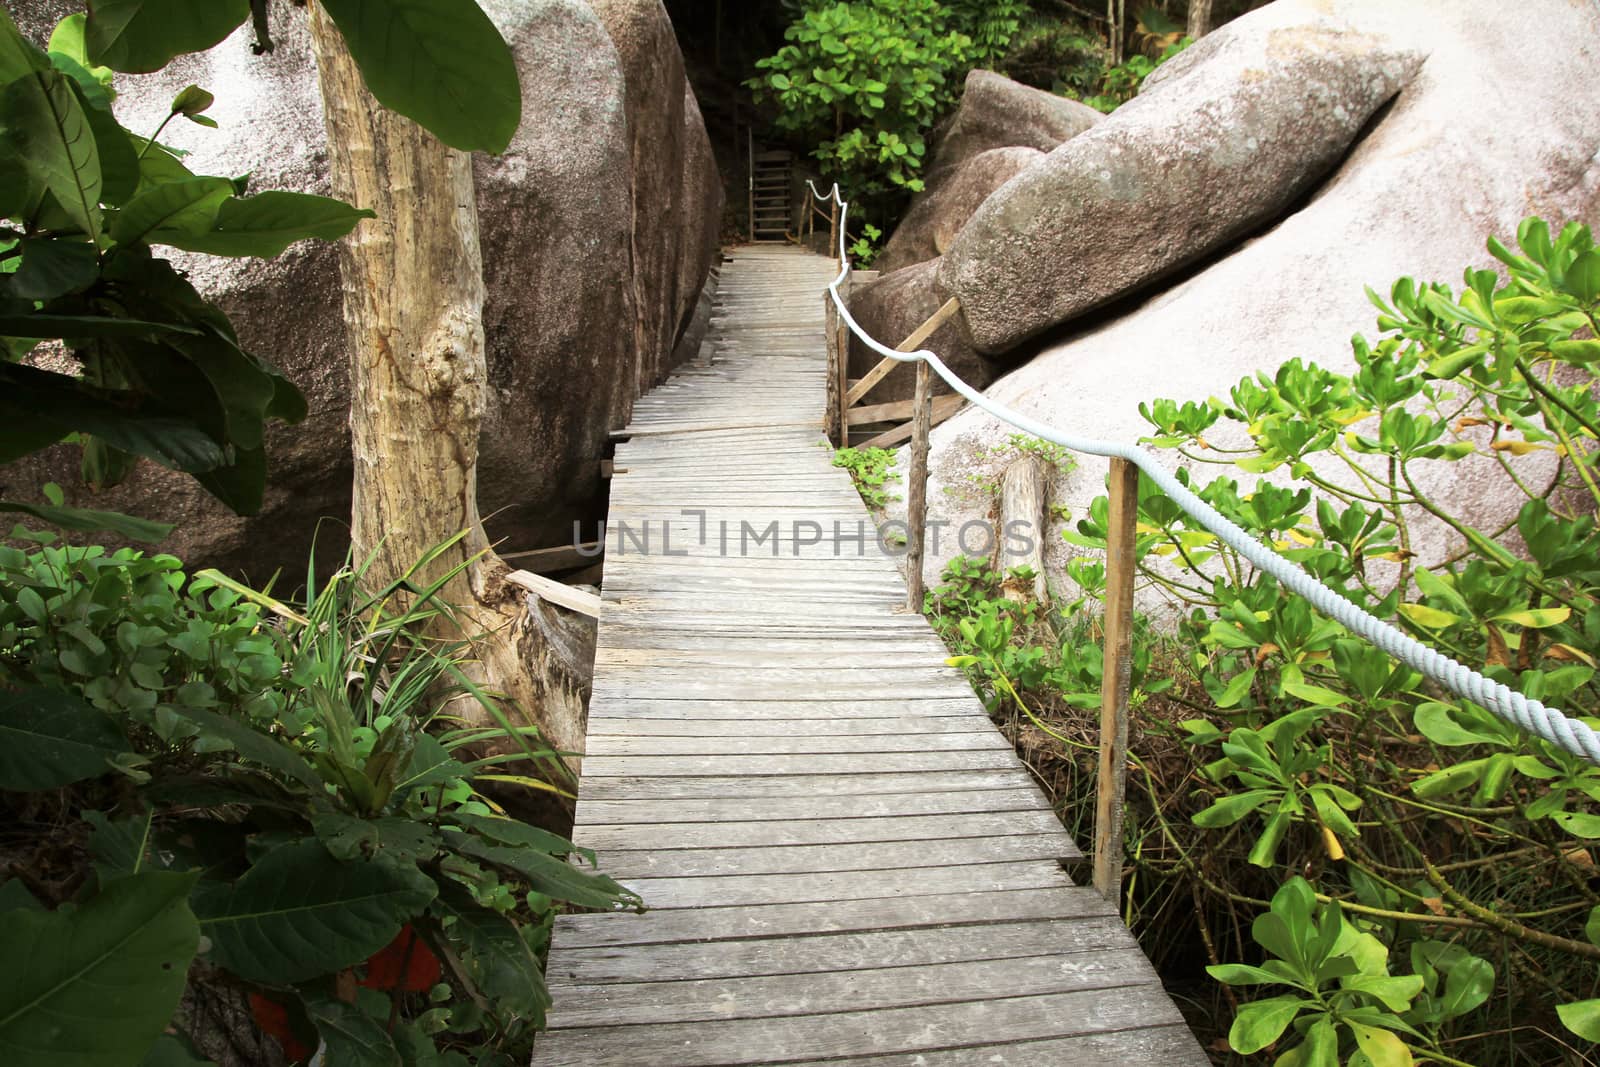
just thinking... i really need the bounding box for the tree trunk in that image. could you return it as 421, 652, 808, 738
306, 3, 592, 769
1189, 0, 1213, 38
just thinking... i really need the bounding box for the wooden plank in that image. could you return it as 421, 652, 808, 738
578, 809, 1067, 851
545, 917, 1132, 986
578, 750, 1023, 778
504, 570, 602, 619
588, 832, 1075, 879
616, 860, 1073, 910
535, 986, 1188, 1066
573, 786, 1053, 825
551, 885, 1112, 949
547, 949, 1157, 1028
582, 732, 1010, 757
857, 394, 964, 449
574, 769, 1042, 802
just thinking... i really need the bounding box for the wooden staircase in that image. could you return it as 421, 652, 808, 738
749, 149, 793, 242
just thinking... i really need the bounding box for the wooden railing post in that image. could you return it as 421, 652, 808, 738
834, 271, 852, 444
1093, 457, 1139, 903
829, 198, 840, 263
904, 360, 933, 611
823, 291, 842, 446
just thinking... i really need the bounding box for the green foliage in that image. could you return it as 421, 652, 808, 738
1073, 36, 1188, 114
848, 221, 882, 266
924, 218, 1600, 1063
0, 2, 519, 534
750, 0, 982, 200
0, 536, 638, 1065
833, 444, 901, 508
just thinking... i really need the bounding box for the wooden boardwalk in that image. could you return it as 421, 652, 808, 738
535, 246, 1207, 1066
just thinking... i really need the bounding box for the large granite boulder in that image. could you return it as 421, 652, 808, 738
940, 13, 1425, 353
898, 0, 1600, 591
672, 84, 724, 370
929, 69, 1101, 177
587, 0, 687, 392
5, 1, 722, 579
876, 146, 1042, 274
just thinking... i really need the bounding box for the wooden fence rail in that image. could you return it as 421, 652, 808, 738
821, 284, 1142, 903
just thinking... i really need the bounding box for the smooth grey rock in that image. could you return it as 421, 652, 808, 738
928, 69, 1101, 177
940, 16, 1424, 353
5, 1, 722, 578
877, 146, 1042, 274
900, 0, 1600, 596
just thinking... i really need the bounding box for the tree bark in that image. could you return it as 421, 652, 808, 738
1189, 0, 1213, 38
306, 3, 592, 769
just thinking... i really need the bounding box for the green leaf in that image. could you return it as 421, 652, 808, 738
0, 496, 173, 541
1347, 1021, 1413, 1066
194, 839, 437, 984
1490, 607, 1570, 629
154, 191, 374, 258
1435, 956, 1493, 1020
433, 890, 547, 1021
1228, 994, 1307, 1054
1413, 702, 1507, 748
48, 15, 113, 85
448, 835, 639, 911
110, 176, 234, 247
1559, 998, 1600, 1041
85, 0, 250, 74
84, 808, 156, 883
191, 442, 266, 515
1342, 974, 1423, 1012
1549, 339, 1600, 364
1213, 667, 1257, 709
0, 686, 129, 790
72, 78, 139, 204
2, 69, 102, 241
1567, 251, 1600, 303
0, 871, 200, 1067
1396, 602, 1461, 630
1192, 788, 1277, 828
317, 0, 521, 154
162, 704, 322, 791
0, 312, 199, 340
0, 8, 49, 84
1549, 811, 1600, 839
303, 995, 402, 1067
9, 238, 96, 300
169, 84, 213, 118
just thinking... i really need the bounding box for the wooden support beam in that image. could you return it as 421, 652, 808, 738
904, 360, 933, 612
835, 273, 851, 442
498, 542, 603, 573
1093, 458, 1139, 904
824, 292, 843, 445
999, 458, 1048, 603
842, 297, 962, 408
505, 569, 604, 619
847, 398, 918, 426
856, 395, 964, 449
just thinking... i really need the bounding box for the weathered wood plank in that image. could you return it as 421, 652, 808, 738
588, 831, 1076, 879
582, 731, 1010, 757
551, 885, 1111, 949
535, 985, 1189, 1066
579, 809, 1067, 852
787, 1026, 1213, 1066
574, 768, 1042, 801
573, 785, 1052, 824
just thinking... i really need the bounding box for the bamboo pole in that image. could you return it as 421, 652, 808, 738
1093, 457, 1139, 903
904, 360, 933, 611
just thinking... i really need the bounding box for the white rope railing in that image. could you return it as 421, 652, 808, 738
808, 181, 1600, 766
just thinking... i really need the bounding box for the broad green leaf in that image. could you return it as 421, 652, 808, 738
2, 69, 102, 241
1396, 602, 1461, 630
0, 871, 200, 1067
451, 813, 583, 859
48, 15, 113, 87
1550, 811, 1600, 839
1341, 974, 1424, 1012
169, 84, 213, 118
1411, 758, 1487, 799
10, 238, 98, 300
1280, 679, 1349, 707
1206, 962, 1288, 987
1213, 667, 1256, 709
303, 995, 401, 1067
1413, 702, 1507, 748
191, 442, 266, 515
1435, 956, 1493, 1020
85, 0, 250, 74
195, 839, 437, 984
1559, 999, 1600, 1041
433, 890, 547, 1021
318, 0, 521, 154
0, 7, 49, 84
1192, 788, 1277, 828
1347, 1022, 1413, 1066
1228, 994, 1307, 1054
78, 89, 140, 204
154, 191, 374, 258
0, 686, 129, 790
0, 367, 224, 472
449, 835, 639, 911
84, 808, 156, 884
1549, 339, 1600, 364
1567, 251, 1600, 303
0, 312, 199, 340
162, 704, 321, 791
1490, 607, 1571, 629
110, 176, 233, 247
